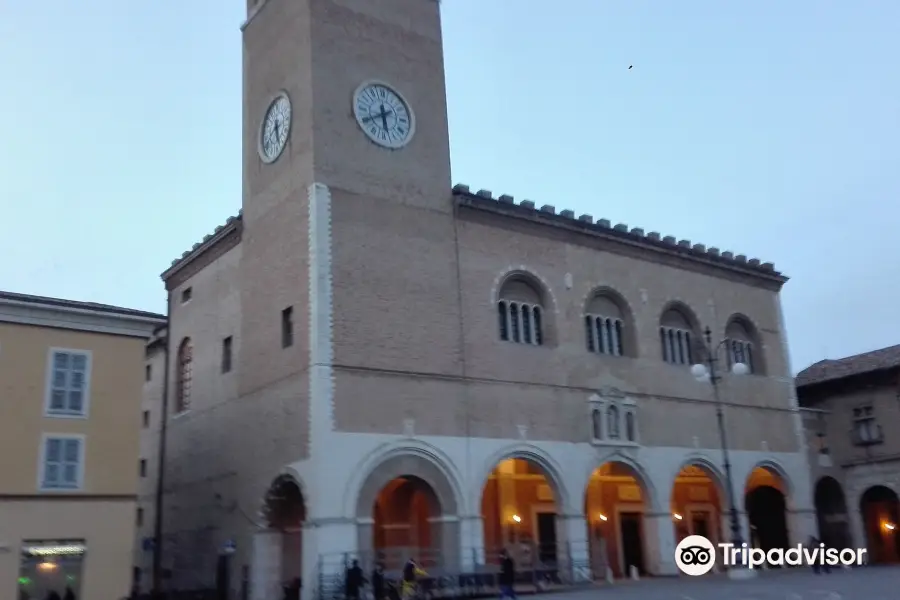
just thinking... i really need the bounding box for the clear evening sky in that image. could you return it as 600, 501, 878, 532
1, 1, 898, 373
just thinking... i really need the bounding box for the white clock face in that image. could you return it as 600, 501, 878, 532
353, 82, 415, 149
259, 92, 291, 163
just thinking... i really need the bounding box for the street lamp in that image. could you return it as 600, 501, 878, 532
690, 326, 754, 579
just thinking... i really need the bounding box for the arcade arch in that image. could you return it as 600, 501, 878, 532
670, 463, 724, 547
744, 466, 790, 554
813, 476, 851, 549
584, 461, 650, 578
859, 485, 900, 564
261, 475, 306, 582
481, 457, 562, 569
356, 453, 460, 569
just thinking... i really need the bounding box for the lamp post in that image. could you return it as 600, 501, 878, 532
690, 326, 754, 579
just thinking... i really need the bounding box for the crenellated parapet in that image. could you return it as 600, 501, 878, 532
453, 184, 784, 282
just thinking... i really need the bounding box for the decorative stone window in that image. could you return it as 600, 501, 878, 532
497, 276, 544, 346
725, 321, 754, 373
589, 387, 639, 446
584, 293, 625, 356
724, 316, 765, 375
659, 307, 695, 365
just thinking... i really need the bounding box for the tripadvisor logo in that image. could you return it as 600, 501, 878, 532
674, 535, 868, 575
675, 535, 717, 576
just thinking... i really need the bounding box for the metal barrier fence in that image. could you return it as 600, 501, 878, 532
316, 542, 596, 600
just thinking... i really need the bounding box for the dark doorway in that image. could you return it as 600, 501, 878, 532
814, 477, 851, 549
746, 486, 789, 555
240, 565, 250, 600
692, 512, 711, 540
860, 485, 900, 564
536, 512, 558, 565
216, 554, 231, 600
619, 512, 645, 576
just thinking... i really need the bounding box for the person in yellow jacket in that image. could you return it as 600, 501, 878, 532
400, 558, 427, 599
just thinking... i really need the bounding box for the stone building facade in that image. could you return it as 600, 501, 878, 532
135, 0, 815, 597
799, 345, 900, 565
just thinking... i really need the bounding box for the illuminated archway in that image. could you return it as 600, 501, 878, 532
262, 475, 306, 582
354, 451, 460, 570
814, 476, 851, 549
670, 463, 723, 547
744, 466, 789, 555
860, 485, 900, 564
372, 477, 441, 568
584, 461, 649, 578
481, 457, 562, 571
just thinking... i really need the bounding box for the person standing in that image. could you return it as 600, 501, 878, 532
809, 536, 830, 574
498, 550, 516, 600
283, 577, 302, 600
401, 558, 426, 600
346, 559, 366, 600
372, 562, 385, 600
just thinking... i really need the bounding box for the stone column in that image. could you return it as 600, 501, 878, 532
718, 510, 748, 545
459, 515, 485, 571
251, 530, 282, 600
428, 515, 460, 570
301, 518, 358, 600
788, 508, 817, 548
356, 518, 375, 565
848, 508, 867, 552
741, 511, 753, 546
645, 512, 678, 576
556, 513, 590, 581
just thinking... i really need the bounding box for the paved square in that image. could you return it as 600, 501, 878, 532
534, 567, 900, 600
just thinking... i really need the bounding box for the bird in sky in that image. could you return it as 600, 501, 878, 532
628, 65, 633, 70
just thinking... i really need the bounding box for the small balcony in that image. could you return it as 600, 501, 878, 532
851, 424, 884, 447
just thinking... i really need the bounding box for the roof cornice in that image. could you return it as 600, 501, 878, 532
0, 294, 166, 339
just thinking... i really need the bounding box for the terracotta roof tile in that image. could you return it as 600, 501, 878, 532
795, 344, 900, 387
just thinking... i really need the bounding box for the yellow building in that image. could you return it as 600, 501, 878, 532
0, 291, 165, 600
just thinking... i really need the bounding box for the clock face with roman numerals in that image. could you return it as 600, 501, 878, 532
352, 81, 415, 150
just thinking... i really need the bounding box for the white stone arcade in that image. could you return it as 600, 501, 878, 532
250, 432, 815, 600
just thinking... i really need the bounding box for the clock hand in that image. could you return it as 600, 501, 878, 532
379, 104, 389, 130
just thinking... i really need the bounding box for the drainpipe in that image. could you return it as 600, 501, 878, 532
152, 291, 173, 596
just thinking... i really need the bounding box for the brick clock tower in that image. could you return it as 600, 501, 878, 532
239, 0, 455, 597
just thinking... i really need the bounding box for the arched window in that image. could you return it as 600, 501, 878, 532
584, 293, 626, 356
175, 338, 193, 413
497, 276, 544, 345
659, 307, 695, 365
625, 411, 636, 442
725, 318, 758, 374
592, 409, 603, 440
607, 405, 620, 439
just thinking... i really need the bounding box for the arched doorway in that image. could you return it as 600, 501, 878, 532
814, 477, 851, 549
481, 457, 561, 572
744, 466, 789, 554
860, 485, 900, 564
262, 475, 306, 583
372, 477, 440, 568
584, 461, 648, 578
356, 453, 460, 571
670, 464, 723, 547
